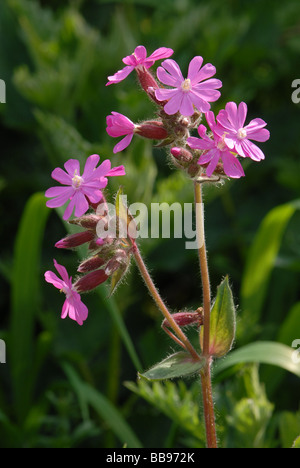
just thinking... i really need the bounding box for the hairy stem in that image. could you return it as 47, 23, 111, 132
132, 243, 200, 361
194, 182, 217, 448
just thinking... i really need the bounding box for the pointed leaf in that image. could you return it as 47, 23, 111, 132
201, 276, 236, 357
240, 200, 300, 339
139, 352, 205, 381
213, 341, 300, 378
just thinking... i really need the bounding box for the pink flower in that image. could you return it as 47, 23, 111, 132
216, 102, 270, 161
45, 259, 88, 326
187, 111, 245, 178
45, 154, 125, 220
106, 45, 173, 86
155, 56, 222, 117
106, 112, 136, 153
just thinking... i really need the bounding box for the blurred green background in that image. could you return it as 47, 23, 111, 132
0, 0, 300, 448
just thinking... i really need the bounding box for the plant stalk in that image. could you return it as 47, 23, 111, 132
194, 181, 217, 448
132, 242, 200, 361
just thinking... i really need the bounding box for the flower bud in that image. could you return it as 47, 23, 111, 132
171, 147, 193, 164
74, 269, 109, 293
104, 251, 127, 276
77, 255, 107, 273
135, 66, 159, 94
55, 231, 94, 249
69, 214, 101, 230
162, 308, 203, 329
135, 121, 168, 140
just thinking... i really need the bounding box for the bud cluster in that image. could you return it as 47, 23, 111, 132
55, 198, 132, 295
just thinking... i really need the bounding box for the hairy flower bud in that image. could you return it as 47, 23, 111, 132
135, 121, 168, 140
135, 66, 160, 94
55, 231, 95, 249
171, 147, 193, 164
77, 255, 107, 273
74, 269, 109, 293
69, 214, 101, 230
162, 308, 203, 329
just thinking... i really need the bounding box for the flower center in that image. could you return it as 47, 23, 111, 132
181, 78, 192, 92
237, 127, 247, 139
72, 172, 83, 189
217, 139, 226, 151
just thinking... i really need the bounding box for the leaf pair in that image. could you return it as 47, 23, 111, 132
140, 277, 236, 381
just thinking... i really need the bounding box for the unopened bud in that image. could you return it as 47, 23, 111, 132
55, 231, 94, 249
78, 255, 106, 273
69, 214, 100, 230
171, 147, 193, 164
162, 308, 203, 329
135, 66, 159, 95
104, 250, 128, 276
74, 269, 109, 293
135, 121, 168, 140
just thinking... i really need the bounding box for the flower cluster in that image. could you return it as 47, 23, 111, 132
45, 154, 131, 325
105, 45, 270, 180
45, 45, 270, 326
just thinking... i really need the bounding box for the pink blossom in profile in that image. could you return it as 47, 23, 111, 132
155, 56, 222, 117
187, 111, 245, 179
106, 45, 174, 86
45, 259, 88, 326
45, 155, 125, 220
216, 101, 270, 161
106, 112, 136, 153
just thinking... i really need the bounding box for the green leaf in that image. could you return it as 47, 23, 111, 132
10, 192, 50, 422
139, 352, 205, 381
125, 379, 206, 446
201, 276, 236, 358
293, 436, 300, 448
34, 110, 94, 167
279, 411, 300, 448
213, 341, 300, 378
240, 200, 300, 339
63, 363, 143, 448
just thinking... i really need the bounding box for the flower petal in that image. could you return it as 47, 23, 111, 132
44, 271, 64, 290
72, 191, 90, 218
106, 165, 126, 177
244, 119, 270, 141
241, 139, 265, 161
113, 133, 134, 153
180, 93, 195, 117
190, 62, 217, 83
189, 89, 211, 113
206, 150, 221, 177
147, 47, 174, 62
106, 65, 134, 85
236, 102, 247, 128
134, 45, 147, 62
53, 259, 71, 285
157, 59, 184, 85
187, 56, 204, 83
163, 91, 184, 115
222, 152, 245, 178
64, 159, 81, 177
45, 187, 74, 208
82, 154, 100, 180
51, 167, 72, 185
